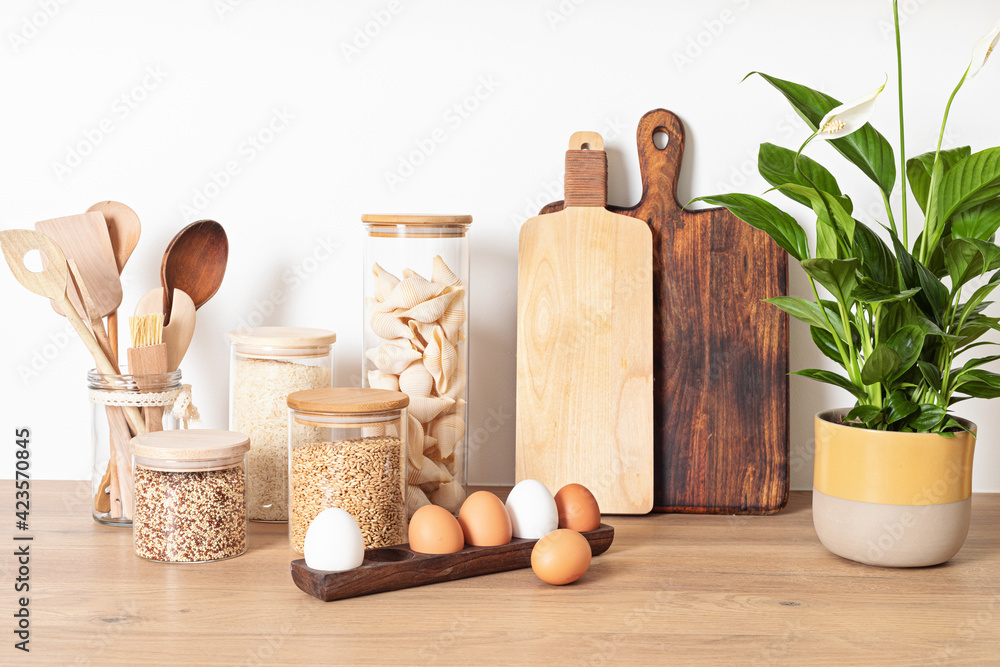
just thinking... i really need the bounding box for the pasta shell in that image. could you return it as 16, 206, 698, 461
370, 309, 413, 340
424, 326, 458, 394
367, 370, 399, 391
445, 398, 467, 416
402, 268, 427, 281
400, 291, 456, 323
443, 354, 467, 401
431, 255, 462, 288
406, 414, 425, 472
380, 275, 443, 310
362, 424, 387, 437
430, 481, 466, 513
409, 395, 455, 423
399, 361, 434, 398
408, 320, 435, 349
366, 296, 397, 314
430, 413, 465, 459
439, 294, 466, 343
409, 455, 451, 485
423, 435, 440, 459
366, 343, 421, 375
407, 485, 431, 517
373, 262, 400, 302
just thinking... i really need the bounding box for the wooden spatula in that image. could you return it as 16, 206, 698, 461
34, 212, 123, 327
87, 201, 141, 362
516, 132, 654, 514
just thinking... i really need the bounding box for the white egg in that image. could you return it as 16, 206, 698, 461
303, 508, 365, 572
505, 479, 558, 539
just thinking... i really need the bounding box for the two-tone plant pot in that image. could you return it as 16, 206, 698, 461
812, 409, 976, 567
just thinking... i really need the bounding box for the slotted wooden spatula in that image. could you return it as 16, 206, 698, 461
516, 132, 654, 514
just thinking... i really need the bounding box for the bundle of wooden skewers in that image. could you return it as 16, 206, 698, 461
0, 203, 228, 522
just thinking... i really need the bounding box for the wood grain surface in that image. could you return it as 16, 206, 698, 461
9, 482, 999, 665
541, 109, 789, 514
517, 134, 654, 515
291, 524, 614, 602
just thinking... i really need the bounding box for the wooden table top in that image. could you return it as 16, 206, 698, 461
7, 482, 999, 664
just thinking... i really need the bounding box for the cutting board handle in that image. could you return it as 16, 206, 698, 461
634, 109, 686, 214
564, 131, 607, 208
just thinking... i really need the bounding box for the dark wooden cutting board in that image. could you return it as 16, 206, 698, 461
540, 109, 789, 514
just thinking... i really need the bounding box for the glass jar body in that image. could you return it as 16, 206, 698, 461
229, 330, 335, 523
362, 218, 470, 517
288, 407, 408, 553
89, 369, 182, 526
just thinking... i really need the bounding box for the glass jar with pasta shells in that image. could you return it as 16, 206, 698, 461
287, 387, 409, 553
229, 326, 336, 523
361, 214, 470, 519
89, 368, 182, 526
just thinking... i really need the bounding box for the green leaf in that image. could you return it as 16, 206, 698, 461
917, 361, 942, 392
938, 147, 1000, 224
691, 193, 809, 261
851, 283, 920, 304
906, 147, 971, 213
957, 270, 1000, 326
747, 72, 896, 195
951, 199, 1000, 241
847, 405, 883, 426
779, 184, 856, 243
852, 220, 897, 287
860, 345, 901, 386
758, 143, 851, 212
886, 390, 919, 424
914, 261, 949, 325
956, 355, 1000, 380
811, 326, 845, 366
910, 405, 946, 431
791, 369, 866, 399
800, 258, 860, 307
816, 216, 840, 259
883, 325, 925, 380
763, 296, 830, 331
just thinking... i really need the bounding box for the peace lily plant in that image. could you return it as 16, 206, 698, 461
696, 6, 1000, 434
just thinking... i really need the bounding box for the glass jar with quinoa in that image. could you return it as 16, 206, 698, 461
286, 388, 409, 554
131, 429, 251, 563
229, 327, 335, 522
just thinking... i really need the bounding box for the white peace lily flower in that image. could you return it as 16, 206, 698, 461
816, 75, 887, 140
968, 18, 1000, 78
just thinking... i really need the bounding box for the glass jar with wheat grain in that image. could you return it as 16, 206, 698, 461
286, 388, 409, 553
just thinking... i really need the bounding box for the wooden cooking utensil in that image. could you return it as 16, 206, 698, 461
0, 230, 145, 435
134, 287, 196, 372
160, 220, 228, 325
540, 109, 789, 514
66, 259, 118, 369
87, 201, 141, 361
291, 524, 614, 602
34, 212, 123, 328
517, 132, 654, 515
127, 314, 168, 433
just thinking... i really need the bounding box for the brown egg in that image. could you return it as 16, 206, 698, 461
531, 529, 592, 585
554, 484, 601, 532
457, 491, 512, 546
408, 505, 464, 554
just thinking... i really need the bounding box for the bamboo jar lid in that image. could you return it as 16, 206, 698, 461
362, 214, 471, 238
131, 429, 251, 462
229, 326, 337, 348
286, 387, 409, 414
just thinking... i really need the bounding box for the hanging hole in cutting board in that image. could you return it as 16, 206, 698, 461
653, 130, 669, 150
22, 249, 44, 273
581, 142, 592, 150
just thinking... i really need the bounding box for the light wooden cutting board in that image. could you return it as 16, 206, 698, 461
516, 132, 654, 514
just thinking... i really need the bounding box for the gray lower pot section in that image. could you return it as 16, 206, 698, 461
812, 488, 971, 567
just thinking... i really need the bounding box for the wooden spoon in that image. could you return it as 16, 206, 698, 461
135, 287, 196, 372
161, 220, 228, 325
87, 201, 141, 361
0, 230, 145, 434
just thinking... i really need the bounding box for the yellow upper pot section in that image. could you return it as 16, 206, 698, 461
813, 409, 976, 505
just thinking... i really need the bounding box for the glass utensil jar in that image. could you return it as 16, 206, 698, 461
131, 429, 250, 563
89, 368, 182, 526
361, 214, 470, 517
229, 327, 336, 523
287, 387, 409, 553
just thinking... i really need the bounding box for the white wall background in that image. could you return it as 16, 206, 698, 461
2, 0, 998, 492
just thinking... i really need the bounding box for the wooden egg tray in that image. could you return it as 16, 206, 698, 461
290, 524, 614, 601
